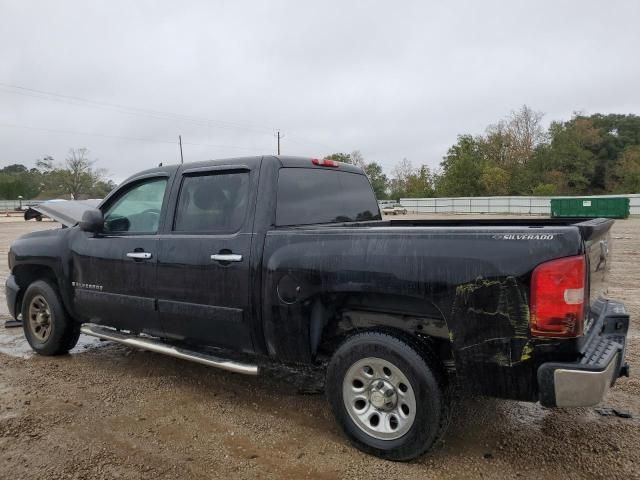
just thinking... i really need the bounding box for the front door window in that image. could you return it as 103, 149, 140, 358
103, 178, 167, 234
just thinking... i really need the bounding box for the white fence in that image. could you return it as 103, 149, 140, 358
0, 199, 44, 212
400, 194, 640, 216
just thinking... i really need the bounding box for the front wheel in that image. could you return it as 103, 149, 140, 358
22, 280, 80, 355
326, 331, 449, 461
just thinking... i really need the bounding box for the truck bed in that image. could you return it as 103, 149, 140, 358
385, 217, 613, 241
289, 217, 614, 242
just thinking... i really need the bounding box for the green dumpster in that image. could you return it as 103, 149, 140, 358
550, 197, 630, 219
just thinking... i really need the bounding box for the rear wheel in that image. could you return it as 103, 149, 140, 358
22, 280, 80, 355
326, 331, 448, 461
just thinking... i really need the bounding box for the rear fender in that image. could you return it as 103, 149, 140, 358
311, 292, 452, 361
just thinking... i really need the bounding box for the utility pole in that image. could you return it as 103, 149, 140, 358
275, 130, 284, 155
179, 135, 184, 164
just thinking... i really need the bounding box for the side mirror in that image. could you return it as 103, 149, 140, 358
79, 208, 104, 233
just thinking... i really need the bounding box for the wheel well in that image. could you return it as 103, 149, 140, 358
12, 264, 58, 315
312, 293, 454, 368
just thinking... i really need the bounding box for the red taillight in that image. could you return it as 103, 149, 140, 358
312, 158, 340, 167
530, 255, 586, 338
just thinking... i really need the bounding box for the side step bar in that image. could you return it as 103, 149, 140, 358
80, 324, 258, 376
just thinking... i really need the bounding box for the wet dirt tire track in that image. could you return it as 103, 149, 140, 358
0, 216, 638, 480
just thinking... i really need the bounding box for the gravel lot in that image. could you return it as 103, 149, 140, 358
0, 215, 638, 480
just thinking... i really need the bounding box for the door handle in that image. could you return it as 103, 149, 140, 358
210, 254, 243, 262
127, 252, 152, 260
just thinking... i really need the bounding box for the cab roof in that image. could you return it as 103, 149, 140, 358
122, 155, 365, 183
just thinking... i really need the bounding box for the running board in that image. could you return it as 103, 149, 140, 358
80, 324, 258, 376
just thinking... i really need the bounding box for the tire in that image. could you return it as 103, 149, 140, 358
22, 280, 80, 356
326, 331, 449, 461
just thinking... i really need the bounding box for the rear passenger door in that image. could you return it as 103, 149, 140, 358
155, 164, 257, 352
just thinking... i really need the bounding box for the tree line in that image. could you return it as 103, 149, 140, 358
2, 108, 639, 201
0, 148, 115, 200
326, 107, 640, 199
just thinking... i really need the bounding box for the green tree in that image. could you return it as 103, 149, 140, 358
89, 179, 117, 197
433, 110, 640, 197
404, 165, 435, 197
542, 118, 600, 194
324, 152, 352, 164
610, 145, 640, 193
435, 135, 485, 196
364, 162, 388, 199
595, 114, 640, 191
531, 183, 557, 196
1, 164, 28, 174
480, 165, 510, 195
0, 164, 42, 199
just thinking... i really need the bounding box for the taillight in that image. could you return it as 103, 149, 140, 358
312, 158, 340, 167
530, 255, 586, 338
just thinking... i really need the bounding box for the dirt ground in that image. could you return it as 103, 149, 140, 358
0, 215, 638, 480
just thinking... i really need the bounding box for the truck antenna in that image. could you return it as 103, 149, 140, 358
179, 135, 184, 164
275, 130, 284, 155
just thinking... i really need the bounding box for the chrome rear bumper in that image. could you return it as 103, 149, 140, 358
538, 299, 629, 408
552, 353, 620, 407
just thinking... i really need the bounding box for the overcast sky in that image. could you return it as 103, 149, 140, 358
1, 1, 639, 182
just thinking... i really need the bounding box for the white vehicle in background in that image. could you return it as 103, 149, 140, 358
380, 202, 407, 215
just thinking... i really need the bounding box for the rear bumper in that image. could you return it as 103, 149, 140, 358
538, 299, 629, 407
5, 274, 20, 320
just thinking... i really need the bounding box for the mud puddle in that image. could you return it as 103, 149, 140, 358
0, 323, 103, 358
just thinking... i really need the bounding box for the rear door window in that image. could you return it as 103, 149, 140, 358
276, 168, 381, 226
173, 171, 249, 233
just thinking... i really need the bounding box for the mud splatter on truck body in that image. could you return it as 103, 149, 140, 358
261, 216, 610, 401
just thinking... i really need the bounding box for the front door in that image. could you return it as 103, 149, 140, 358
70, 175, 169, 336
155, 166, 256, 352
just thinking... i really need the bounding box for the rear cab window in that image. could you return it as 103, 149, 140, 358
276, 168, 381, 226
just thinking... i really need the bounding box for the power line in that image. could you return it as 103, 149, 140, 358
0, 81, 338, 152
0, 82, 275, 134
0, 122, 266, 152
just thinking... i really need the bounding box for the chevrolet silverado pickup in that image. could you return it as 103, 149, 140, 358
5, 155, 630, 460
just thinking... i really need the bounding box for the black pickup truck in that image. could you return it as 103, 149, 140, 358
5, 155, 630, 460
